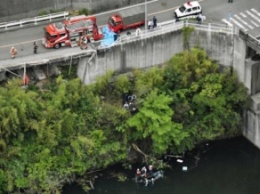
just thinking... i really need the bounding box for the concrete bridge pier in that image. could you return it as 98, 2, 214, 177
243, 60, 260, 149
0, 71, 6, 81
77, 52, 99, 84
244, 93, 260, 149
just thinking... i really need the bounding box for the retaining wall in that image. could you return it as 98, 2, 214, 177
79, 29, 239, 84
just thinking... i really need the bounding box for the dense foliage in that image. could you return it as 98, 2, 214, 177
0, 48, 248, 193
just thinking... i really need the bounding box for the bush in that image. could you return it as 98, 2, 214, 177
38, 10, 48, 16
79, 8, 90, 15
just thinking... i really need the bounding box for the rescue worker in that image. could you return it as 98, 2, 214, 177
153, 16, 157, 28
148, 20, 153, 30
196, 13, 202, 24
22, 74, 30, 86
147, 165, 155, 178
33, 41, 38, 54
135, 168, 141, 181
80, 36, 88, 50
10, 47, 17, 59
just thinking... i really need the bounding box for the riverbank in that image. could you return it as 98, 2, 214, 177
63, 136, 260, 194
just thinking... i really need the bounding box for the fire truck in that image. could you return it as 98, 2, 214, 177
43, 15, 103, 49
108, 6, 145, 33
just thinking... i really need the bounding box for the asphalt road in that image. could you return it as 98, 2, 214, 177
0, 0, 259, 61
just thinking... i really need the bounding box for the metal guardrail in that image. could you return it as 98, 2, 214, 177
111, 20, 235, 46
0, 11, 69, 30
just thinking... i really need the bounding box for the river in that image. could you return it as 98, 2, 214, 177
63, 136, 260, 194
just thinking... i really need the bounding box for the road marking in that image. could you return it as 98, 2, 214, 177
234, 15, 253, 29
230, 18, 248, 31
0, 39, 42, 48
222, 19, 233, 27
240, 12, 247, 18
0, 0, 204, 48
250, 20, 259, 27
246, 10, 260, 26
251, 8, 260, 17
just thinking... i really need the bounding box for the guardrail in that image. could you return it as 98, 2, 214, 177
110, 20, 235, 46
0, 11, 69, 30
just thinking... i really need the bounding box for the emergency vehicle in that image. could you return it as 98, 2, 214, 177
43, 15, 103, 49
174, 1, 202, 20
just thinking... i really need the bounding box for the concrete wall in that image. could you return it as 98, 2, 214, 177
0, 0, 54, 22
244, 93, 260, 149
0, 0, 144, 22
79, 29, 237, 84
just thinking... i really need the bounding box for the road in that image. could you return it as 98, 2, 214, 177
0, 0, 259, 61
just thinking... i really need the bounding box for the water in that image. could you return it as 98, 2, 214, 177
63, 136, 260, 194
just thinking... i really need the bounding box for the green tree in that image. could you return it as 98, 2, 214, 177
126, 89, 187, 154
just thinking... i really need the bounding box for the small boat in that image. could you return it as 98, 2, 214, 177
134, 170, 164, 186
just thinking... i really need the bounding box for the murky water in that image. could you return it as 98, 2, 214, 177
63, 136, 260, 194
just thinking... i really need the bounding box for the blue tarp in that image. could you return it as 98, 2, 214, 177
101, 25, 117, 47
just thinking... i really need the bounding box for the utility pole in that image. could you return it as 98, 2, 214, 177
145, 0, 147, 31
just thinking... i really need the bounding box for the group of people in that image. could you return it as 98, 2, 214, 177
148, 16, 157, 30
10, 41, 38, 59
135, 165, 155, 186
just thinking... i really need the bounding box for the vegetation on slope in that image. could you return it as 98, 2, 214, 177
0, 48, 248, 193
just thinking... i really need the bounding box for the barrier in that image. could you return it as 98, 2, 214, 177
0, 11, 69, 30
113, 20, 235, 45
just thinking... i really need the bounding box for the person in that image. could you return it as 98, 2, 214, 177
135, 168, 141, 181
153, 16, 157, 28
146, 165, 155, 181
10, 47, 17, 59
140, 166, 148, 186
80, 36, 88, 50
196, 13, 202, 24
33, 41, 38, 54
140, 166, 147, 178
22, 74, 30, 86
123, 102, 129, 109
148, 20, 153, 30
135, 28, 142, 36
228, 0, 233, 3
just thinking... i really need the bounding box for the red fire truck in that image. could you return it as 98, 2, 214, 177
43, 15, 103, 49
108, 6, 145, 33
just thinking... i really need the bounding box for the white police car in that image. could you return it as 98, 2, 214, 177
174, 1, 202, 20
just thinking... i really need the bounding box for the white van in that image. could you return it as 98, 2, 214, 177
174, 1, 202, 20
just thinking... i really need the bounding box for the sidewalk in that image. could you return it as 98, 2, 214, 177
0, 47, 96, 71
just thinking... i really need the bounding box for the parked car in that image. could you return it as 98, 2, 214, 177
174, 1, 202, 21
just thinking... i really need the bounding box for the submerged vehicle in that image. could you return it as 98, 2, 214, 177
135, 170, 164, 186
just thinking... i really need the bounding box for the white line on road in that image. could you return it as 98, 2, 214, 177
246, 10, 260, 26
230, 18, 248, 31
240, 12, 247, 18
0, 39, 42, 48
251, 8, 260, 17
0, 0, 204, 48
234, 15, 253, 29
222, 19, 233, 27
250, 20, 259, 28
